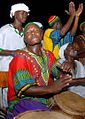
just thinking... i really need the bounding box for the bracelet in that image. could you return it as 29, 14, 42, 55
0, 48, 2, 52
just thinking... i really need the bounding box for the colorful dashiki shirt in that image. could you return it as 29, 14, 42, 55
7, 49, 59, 114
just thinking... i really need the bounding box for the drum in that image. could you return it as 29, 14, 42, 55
0, 72, 8, 87
53, 91, 85, 116
14, 110, 83, 119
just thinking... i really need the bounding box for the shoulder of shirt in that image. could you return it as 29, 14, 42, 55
0, 24, 10, 32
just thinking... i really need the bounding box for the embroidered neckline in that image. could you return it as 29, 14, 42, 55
23, 48, 49, 85
9, 24, 24, 37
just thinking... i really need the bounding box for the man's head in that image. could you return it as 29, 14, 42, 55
24, 22, 43, 46
59, 43, 77, 60
10, 3, 30, 18
48, 15, 62, 29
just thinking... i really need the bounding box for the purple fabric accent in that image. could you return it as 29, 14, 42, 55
7, 99, 50, 119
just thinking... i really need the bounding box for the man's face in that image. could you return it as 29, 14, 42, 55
53, 21, 62, 30
15, 10, 28, 23
65, 45, 77, 59
24, 24, 43, 46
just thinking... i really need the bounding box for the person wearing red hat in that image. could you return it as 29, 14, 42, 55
43, 2, 83, 59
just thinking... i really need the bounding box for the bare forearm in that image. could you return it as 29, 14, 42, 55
60, 15, 74, 36
25, 85, 54, 96
71, 16, 79, 36
71, 77, 85, 83
25, 75, 73, 96
0, 49, 14, 56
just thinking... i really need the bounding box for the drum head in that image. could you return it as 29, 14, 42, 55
14, 110, 79, 119
54, 91, 85, 116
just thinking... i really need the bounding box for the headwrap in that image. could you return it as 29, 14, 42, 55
48, 15, 60, 27
80, 21, 85, 31
59, 43, 69, 59
24, 22, 43, 33
10, 3, 30, 18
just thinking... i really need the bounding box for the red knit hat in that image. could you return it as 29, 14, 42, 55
48, 15, 60, 27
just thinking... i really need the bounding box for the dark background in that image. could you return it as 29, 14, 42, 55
0, 0, 85, 33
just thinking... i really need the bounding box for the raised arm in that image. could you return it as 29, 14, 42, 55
71, 3, 83, 36
60, 2, 75, 36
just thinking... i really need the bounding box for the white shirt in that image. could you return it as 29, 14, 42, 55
0, 24, 26, 71
69, 60, 85, 98
57, 59, 85, 98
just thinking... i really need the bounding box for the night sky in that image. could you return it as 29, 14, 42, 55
0, 0, 85, 32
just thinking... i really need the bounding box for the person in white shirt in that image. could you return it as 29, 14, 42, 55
58, 43, 85, 98
0, 3, 30, 71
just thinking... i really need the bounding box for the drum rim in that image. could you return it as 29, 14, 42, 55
14, 110, 78, 119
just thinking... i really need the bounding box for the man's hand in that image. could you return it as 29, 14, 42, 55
51, 74, 72, 94
75, 3, 83, 17
69, 1, 75, 16
60, 60, 72, 73
65, 3, 83, 17
11, 49, 21, 56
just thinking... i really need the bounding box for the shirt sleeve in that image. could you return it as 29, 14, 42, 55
13, 68, 36, 97
50, 30, 61, 47
63, 31, 74, 44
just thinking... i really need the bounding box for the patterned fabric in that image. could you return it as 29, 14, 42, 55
50, 30, 74, 48
7, 49, 59, 115
43, 28, 74, 59
48, 15, 60, 27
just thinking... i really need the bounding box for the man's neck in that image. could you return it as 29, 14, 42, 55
27, 43, 42, 56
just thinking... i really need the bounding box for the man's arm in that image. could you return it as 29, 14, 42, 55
0, 48, 21, 56
60, 2, 75, 36
25, 74, 72, 96
71, 3, 83, 36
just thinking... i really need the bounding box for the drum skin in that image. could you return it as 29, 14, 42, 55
14, 91, 85, 119
53, 91, 85, 116
14, 110, 83, 119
